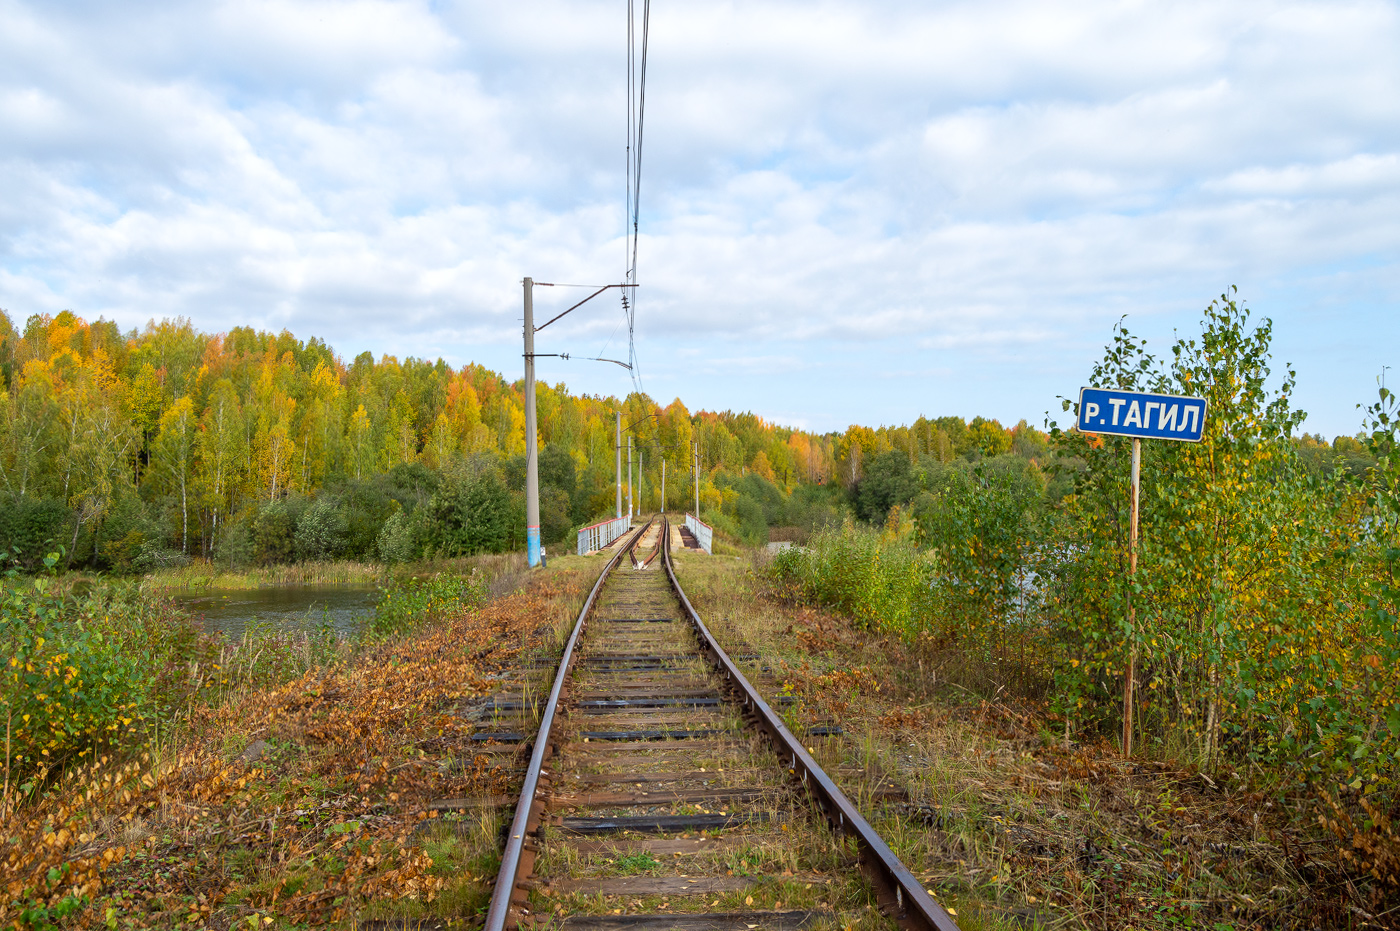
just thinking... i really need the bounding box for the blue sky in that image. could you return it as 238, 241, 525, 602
2, 0, 1397, 438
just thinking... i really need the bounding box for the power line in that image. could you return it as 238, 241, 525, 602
623, 0, 651, 396
630, 0, 650, 284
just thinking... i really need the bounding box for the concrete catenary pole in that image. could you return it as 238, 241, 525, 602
615, 410, 623, 520
627, 436, 633, 524
523, 277, 541, 568
661, 459, 666, 514
694, 441, 700, 518
639, 448, 644, 516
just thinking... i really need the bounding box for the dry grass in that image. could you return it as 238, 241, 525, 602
142, 552, 530, 594
1, 558, 591, 930
142, 559, 389, 592
673, 549, 1394, 931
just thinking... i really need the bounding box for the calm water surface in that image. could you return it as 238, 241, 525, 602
174, 585, 381, 639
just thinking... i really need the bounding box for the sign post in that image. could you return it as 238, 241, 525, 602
1077, 387, 1207, 757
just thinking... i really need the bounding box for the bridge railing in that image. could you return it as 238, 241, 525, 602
577, 516, 631, 555
684, 513, 713, 554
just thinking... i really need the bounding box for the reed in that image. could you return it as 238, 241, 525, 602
142, 559, 389, 592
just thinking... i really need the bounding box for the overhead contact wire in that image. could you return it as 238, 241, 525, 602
625, 0, 651, 394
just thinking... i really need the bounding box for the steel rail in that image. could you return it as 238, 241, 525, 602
486, 515, 961, 931
660, 523, 963, 931
483, 518, 652, 931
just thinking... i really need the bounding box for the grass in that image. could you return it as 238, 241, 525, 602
532, 813, 876, 921
671, 547, 1384, 931
14, 540, 1377, 929
141, 552, 531, 595
141, 558, 388, 591
522, 550, 912, 931
0, 556, 595, 930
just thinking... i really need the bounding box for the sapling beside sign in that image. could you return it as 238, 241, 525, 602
1075, 386, 1208, 757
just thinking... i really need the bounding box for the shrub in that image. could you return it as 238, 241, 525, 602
770, 521, 933, 637
370, 573, 486, 638
376, 509, 419, 564
539, 485, 573, 546
213, 516, 257, 569
1044, 297, 1390, 776
253, 500, 302, 565
422, 469, 513, 556
0, 568, 153, 785
0, 497, 70, 571
910, 456, 1044, 624
295, 498, 345, 561
851, 450, 920, 524
539, 444, 576, 498
97, 487, 171, 572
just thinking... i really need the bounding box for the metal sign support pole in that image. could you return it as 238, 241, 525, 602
523, 278, 541, 568
615, 411, 623, 520
1123, 437, 1141, 756
694, 442, 700, 518
627, 436, 633, 524
662, 459, 666, 514
1076, 385, 1205, 760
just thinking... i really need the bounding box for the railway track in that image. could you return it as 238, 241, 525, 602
483, 516, 961, 931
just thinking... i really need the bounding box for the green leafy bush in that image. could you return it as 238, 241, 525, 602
376, 509, 419, 564
213, 516, 257, 569
0, 497, 70, 571
539, 485, 573, 546
295, 498, 345, 561
910, 456, 1044, 625
851, 450, 921, 524
0, 566, 153, 784
370, 573, 486, 638
770, 522, 933, 637
422, 469, 514, 556
1041, 296, 1397, 782
253, 500, 302, 565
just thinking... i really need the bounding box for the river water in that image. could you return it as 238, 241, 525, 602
173, 585, 381, 639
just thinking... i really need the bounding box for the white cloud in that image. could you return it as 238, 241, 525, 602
0, 0, 1397, 435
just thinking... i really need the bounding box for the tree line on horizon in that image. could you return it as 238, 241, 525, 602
0, 309, 1374, 571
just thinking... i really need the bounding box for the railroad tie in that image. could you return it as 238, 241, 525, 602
481, 517, 961, 931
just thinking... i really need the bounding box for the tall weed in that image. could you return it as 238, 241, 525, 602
770, 522, 933, 637
370, 573, 487, 638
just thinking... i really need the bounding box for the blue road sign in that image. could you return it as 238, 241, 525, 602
1077, 387, 1207, 442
